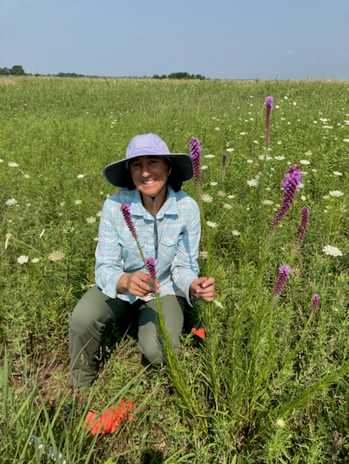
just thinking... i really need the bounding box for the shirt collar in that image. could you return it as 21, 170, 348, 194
131, 184, 178, 218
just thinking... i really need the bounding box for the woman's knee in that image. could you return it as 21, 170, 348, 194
138, 337, 164, 364
69, 287, 111, 339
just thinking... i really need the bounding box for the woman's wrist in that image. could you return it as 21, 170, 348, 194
117, 273, 130, 293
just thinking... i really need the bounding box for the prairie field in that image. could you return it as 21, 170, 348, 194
1, 76, 349, 463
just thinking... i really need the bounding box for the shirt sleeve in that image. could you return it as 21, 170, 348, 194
95, 200, 124, 299
171, 199, 200, 305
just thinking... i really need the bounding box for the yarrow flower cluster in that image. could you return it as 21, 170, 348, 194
48, 251, 65, 262
274, 265, 291, 295
270, 164, 303, 228
6, 198, 18, 206
189, 137, 202, 185
296, 206, 310, 246
201, 193, 213, 203
322, 245, 343, 257
329, 190, 344, 197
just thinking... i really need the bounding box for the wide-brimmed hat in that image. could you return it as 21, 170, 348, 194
103, 133, 193, 187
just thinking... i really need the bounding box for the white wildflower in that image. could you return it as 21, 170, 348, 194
201, 194, 213, 203
24, 174, 30, 178
239, 132, 247, 135
86, 216, 97, 223
48, 251, 65, 261
247, 159, 253, 163
93, 237, 98, 241
301, 195, 307, 201
77, 174, 85, 179
227, 195, 235, 199
200, 251, 208, 259
204, 154, 215, 158
206, 221, 218, 228
217, 191, 226, 197
8, 162, 19, 167
210, 182, 218, 186
333, 171, 342, 176
276, 418, 286, 428
232, 230, 240, 236
18, 255, 29, 264
223, 203, 233, 209
300, 160, 310, 165
0, 159, 4, 163
213, 299, 223, 308
201, 166, 208, 170
74, 199, 82, 205
4, 233, 12, 250
96, 211, 102, 217
214, 127, 220, 131
323, 245, 343, 257
31, 258, 40, 263
274, 156, 285, 161
6, 198, 17, 206
343, 139, 349, 143
226, 148, 234, 152
329, 190, 344, 197
247, 179, 259, 187
262, 200, 274, 205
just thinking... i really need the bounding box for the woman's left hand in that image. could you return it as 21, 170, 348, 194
190, 276, 215, 302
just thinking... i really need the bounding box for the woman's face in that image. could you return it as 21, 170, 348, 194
130, 156, 171, 198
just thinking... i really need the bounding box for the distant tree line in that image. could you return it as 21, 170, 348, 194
0, 65, 207, 80
0, 65, 26, 75
152, 72, 206, 80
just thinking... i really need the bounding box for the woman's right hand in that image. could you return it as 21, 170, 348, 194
117, 271, 159, 296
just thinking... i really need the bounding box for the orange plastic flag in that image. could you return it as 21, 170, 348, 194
86, 399, 134, 436
191, 328, 206, 339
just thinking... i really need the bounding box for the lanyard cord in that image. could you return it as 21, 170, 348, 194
151, 197, 158, 259
147, 182, 168, 261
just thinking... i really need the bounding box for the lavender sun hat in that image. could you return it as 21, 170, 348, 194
103, 133, 193, 187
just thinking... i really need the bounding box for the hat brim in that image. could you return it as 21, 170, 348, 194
103, 153, 194, 187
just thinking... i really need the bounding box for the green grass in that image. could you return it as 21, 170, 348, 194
1, 76, 349, 463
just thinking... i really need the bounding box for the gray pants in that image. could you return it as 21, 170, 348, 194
69, 285, 187, 387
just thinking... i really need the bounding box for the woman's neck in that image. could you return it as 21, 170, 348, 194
141, 186, 168, 216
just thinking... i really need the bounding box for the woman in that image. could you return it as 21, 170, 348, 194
69, 133, 215, 388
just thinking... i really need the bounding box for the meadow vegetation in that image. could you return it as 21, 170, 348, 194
1, 76, 349, 463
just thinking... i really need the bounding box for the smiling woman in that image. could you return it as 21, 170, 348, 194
68, 133, 216, 388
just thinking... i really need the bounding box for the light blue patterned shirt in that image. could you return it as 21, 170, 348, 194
95, 185, 200, 305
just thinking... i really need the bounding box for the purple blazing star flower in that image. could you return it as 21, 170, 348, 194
311, 293, 320, 312
120, 204, 138, 239
222, 154, 227, 170
265, 96, 274, 109
145, 257, 157, 281
265, 96, 273, 151
270, 164, 303, 229
296, 206, 310, 245
273, 265, 291, 295
189, 137, 202, 185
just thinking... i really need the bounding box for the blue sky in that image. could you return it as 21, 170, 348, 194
1, 0, 348, 79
